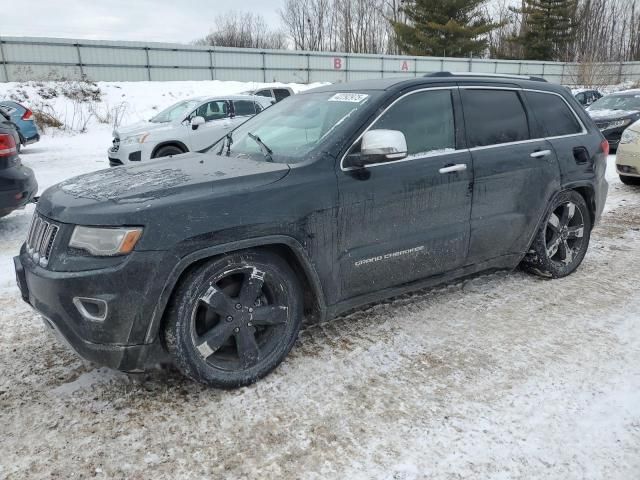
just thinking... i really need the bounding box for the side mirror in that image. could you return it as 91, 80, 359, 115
344, 129, 408, 169
191, 116, 205, 130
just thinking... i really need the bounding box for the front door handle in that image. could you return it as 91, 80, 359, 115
439, 164, 467, 174
530, 150, 552, 158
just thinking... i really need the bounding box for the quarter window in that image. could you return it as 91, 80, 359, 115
461, 89, 530, 147
526, 91, 583, 137
371, 90, 456, 156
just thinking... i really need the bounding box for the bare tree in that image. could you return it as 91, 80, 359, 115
279, 0, 396, 54
194, 11, 287, 49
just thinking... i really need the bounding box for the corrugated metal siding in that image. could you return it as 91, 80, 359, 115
2, 36, 640, 85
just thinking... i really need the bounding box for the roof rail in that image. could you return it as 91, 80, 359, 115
424, 72, 548, 82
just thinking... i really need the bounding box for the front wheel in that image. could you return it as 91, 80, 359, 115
163, 250, 303, 388
153, 144, 185, 158
521, 191, 592, 279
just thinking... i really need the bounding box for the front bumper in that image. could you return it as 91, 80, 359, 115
0, 164, 38, 215
14, 249, 171, 372
107, 143, 145, 167
616, 147, 640, 177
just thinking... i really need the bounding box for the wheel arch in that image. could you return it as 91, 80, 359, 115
523, 183, 597, 258
151, 140, 189, 158
145, 236, 327, 344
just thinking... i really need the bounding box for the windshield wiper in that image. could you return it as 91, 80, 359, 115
247, 132, 273, 162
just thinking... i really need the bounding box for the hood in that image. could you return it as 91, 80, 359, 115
37, 152, 290, 224
114, 119, 178, 138
587, 108, 640, 121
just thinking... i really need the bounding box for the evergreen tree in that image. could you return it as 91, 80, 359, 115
392, 0, 499, 58
512, 0, 578, 61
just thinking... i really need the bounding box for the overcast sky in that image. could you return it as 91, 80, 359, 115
2, 0, 284, 43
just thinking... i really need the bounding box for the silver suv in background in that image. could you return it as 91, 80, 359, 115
108, 95, 273, 166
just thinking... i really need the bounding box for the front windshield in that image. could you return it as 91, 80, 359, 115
589, 94, 640, 112
214, 91, 377, 163
150, 99, 201, 123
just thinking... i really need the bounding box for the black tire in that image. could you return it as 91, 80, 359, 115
153, 144, 185, 158
620, 174, 640, 186
163, 250, 303, 388
521, 190, 592, 279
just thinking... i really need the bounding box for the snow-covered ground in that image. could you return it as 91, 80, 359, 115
1, 82, 640, 479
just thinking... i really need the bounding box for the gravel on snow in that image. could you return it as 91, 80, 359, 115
0, 135, 639, 479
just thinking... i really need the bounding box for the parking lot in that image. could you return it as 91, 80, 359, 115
0, 130, 639, 479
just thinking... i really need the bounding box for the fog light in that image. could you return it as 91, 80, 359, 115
73, 297, 108, 322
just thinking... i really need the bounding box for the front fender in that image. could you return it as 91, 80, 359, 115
144, 235, 327, 343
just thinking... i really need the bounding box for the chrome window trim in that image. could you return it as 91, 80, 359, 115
340, 85, 589, 172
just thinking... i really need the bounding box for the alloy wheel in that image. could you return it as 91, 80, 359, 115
190, 266, 290, 371
545, 201, 585, 266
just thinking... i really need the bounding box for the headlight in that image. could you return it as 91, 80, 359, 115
605, 119, 632, 130
69, 226, 143, 256
620, 129, 640, 145
121, 133, 149, 145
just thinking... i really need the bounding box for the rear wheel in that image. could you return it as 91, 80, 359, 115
163, 250, 303, 388
620, 174, 640, 186
153, 144, 185, 158
522, 190, 592, 279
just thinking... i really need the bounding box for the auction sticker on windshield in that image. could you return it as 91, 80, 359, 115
328, 93, 369, 103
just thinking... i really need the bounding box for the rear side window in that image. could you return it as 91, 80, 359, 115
461, 90, 530, 147
274, 89, 291, 102
372, 90, 456, 156
526, 91, 583, 137
255, 90, 273, 98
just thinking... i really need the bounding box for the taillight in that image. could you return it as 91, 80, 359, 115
601, 139, 610, 156
0, 134, 18, 157
22, 109, 33, 120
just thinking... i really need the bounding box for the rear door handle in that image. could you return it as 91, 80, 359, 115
439, 164, 467, 174
530, 150, 552, 158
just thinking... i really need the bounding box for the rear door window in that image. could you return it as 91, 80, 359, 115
525, 91, 583, 137
274, 89, 291, 102
234, 100, 261, 116
461, 89, 530, 147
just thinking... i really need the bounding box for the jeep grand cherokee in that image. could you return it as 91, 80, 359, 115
15, 73, 608, 388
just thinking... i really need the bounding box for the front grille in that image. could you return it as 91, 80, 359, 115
25, 214, 59, 267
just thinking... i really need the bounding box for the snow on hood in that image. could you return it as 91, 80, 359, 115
52, 153, 290, 203
587, 108, 640, 120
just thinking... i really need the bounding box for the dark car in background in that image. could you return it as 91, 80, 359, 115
586, 90, 640, 149
573, 89, 602, 107
0, 100, 40, 148
0, 107, 22, 153
0, 124, 38, 218
15, 73, 608, 388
